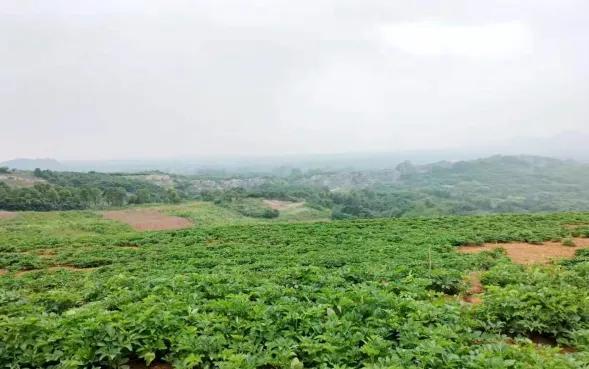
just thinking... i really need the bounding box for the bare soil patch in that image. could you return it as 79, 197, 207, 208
457, 238, 589, 264
263, 199, 304, 211
0, 269, 7, 276
103, 210, 193, 231
570, 238, 589, 247
0, 211, 17, 220
463, 272, 484, 304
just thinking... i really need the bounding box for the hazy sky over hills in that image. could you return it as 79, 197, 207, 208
1, 1, 588, 161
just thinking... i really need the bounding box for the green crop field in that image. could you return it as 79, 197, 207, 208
162, 201, 330, 227
1, 211, 589, 368
3, 0, 589, 366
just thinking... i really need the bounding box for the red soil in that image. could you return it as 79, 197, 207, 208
457, 238, 589, 265
463, 272, 484, 304
103, 210, 193, 231
0, 211, 17, 220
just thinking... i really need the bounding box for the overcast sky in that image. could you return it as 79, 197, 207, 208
1, 0, 588, 161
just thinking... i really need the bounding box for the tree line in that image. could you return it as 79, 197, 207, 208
0, 170, 181, 211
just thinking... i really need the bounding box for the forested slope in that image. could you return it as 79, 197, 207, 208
3, 155, 589, 217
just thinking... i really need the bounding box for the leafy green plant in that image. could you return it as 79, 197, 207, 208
562, 237, 576, 247
2, 211, 589, 367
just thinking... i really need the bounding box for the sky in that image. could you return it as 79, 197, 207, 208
1, 0, 588, 161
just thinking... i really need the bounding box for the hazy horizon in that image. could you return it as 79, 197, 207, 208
2, 1, 588, 160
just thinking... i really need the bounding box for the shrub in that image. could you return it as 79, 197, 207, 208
562, 237, 576, 247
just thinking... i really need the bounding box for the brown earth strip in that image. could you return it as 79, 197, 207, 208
0, 211, 17, 220
103, 210, 193, 231
457, 238, 589, 264
463, 272, 484, 304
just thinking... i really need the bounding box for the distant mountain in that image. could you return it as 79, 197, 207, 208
0, 158, 62, 171
489, 131, 589, 162
393, 155, 589, 191
2, 133, 588, 174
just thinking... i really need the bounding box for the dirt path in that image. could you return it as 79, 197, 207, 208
103, 210, 193, 231
457, 238, 589, 264
463, 272, 484, 304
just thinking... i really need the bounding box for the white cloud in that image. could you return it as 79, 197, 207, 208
378, 21, 533, 59
1, 1, 588, 160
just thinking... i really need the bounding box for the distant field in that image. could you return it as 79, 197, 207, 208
1, 210, 589, 368
103, 209, 194, 231
0, 171, 45, 188
156, 200, 330, 227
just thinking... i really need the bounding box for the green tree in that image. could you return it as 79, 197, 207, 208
166, 188, 181, 204
136, 188, 152, 204
105, 187, 127, 207
80, 187, 102, 208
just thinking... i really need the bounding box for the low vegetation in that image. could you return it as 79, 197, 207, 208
4, 156, 589, 219
1, 211, 589, 367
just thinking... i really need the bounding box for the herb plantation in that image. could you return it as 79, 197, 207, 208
1, 211, 589, 368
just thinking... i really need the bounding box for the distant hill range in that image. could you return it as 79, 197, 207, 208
0, 158, 62, 171
1, 137, 588, 174
3, 154, 589, 215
